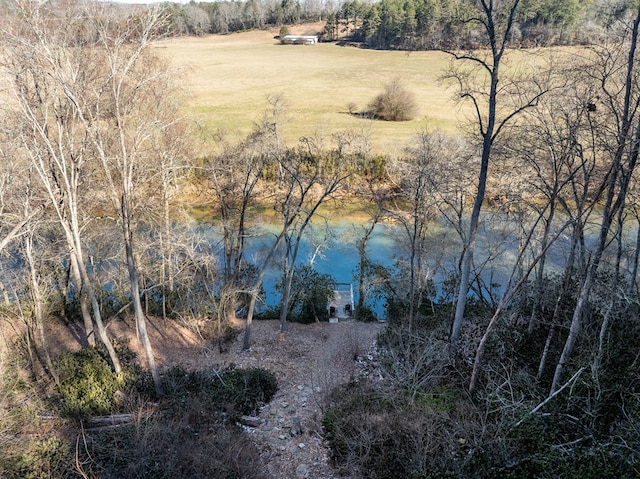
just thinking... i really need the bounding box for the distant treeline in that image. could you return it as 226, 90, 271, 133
163, 0, 333, 35
326, 0, 632, 49
167, 0, 635, 50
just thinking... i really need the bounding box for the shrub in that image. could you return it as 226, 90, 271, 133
161, 366, 278, 418
56, 347, 124, 420
368, 80, 418, 121
475, 412, 640, 479
83, 414, 267, 479
323, 381, 458, 479
222, 367, 279, 414
355, 304, 377, 322
0, 437, 72, 479
79, 366, 278, 479
277, 265, 336, 323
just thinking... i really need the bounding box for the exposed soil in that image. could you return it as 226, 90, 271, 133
46, 315, 386, 479
215, 319, 385, 479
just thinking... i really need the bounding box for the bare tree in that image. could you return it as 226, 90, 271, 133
154, 122, 191, 321
0, 122, 42, 263
6, 1, 185, 395
385, 131, 443, 330
86, 4, 180, 396
443, 0, 548, 355
21, 224, 58, 384
239, 136, 349, 350
499, 67, 602, 329
552, 5, 640, 393
327, 126, 381, 317
207, 128, 274, 331
353, 182, 386, 315
0, 135, 56, 381
183, 4, 211, 35
3, 0, 124, 370
468, 192, 576, 393
276, 138, 349, 335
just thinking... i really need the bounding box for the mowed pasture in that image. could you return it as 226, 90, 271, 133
155, 26, 468, 153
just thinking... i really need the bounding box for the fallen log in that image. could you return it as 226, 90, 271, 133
86, 414, 134, 428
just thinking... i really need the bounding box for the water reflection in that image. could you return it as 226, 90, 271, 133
203, 210, 614, 320
223, 215, 525, 318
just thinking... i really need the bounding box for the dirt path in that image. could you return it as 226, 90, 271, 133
210, 319, 385, 479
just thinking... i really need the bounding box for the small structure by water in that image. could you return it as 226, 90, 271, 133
328, 283, 354, 323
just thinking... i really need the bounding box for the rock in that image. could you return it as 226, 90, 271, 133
239, 415, 261, 428
290, 416, 302, 436
296, 463, 310, 478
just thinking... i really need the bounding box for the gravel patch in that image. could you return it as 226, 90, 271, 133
217, 319, 386, 479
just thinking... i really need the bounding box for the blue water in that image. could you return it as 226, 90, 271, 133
246, 221, 398, 317
200, 211, 617, 319
207, 216, 521, 318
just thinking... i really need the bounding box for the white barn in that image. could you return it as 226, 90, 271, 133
280, 35, 319, 45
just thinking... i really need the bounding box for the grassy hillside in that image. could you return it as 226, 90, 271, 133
156, 26, 469, 153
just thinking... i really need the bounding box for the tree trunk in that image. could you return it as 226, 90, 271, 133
537, 234, 578, 382
0, 281, 9, 306
243, 229, 288, 350
68, 223, 121, 372
25, 234, 58, 385
243, 292, 258, 351
279, 250, 294, 334
68, 254, 96, 347
449, 0, 523, 356
451, 133, 492, 354
123, 202, 163, 396
528, 203, 556, 334
629, 215, 640, 293
356, 218, 379, 310
468, 205, 568, 393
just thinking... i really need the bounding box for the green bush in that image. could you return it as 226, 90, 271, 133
0, 437, 72, 479
355, 304, 377, 322
255, 304, 280, 320
277, 265, 336, 324
222, 367, 279, 415
56, 347, 124, 420
162, 366, 278, 418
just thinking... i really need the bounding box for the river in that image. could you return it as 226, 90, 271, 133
204, 211, 580, 319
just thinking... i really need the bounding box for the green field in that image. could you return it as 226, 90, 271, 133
156, 28, 469, 153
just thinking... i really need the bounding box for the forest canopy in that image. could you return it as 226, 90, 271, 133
166, 0, 627, 50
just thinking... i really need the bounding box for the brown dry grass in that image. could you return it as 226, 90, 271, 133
155, 24, 466, 153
